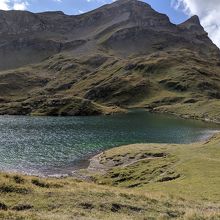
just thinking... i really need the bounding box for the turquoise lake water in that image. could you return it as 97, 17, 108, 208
0, 110, 219, 176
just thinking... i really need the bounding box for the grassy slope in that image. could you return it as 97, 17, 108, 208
0, 134, 220, 219
93, 134, 220, 202
0, 49, 219, 121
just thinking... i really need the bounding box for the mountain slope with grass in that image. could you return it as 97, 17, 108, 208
0, 0, 219, 119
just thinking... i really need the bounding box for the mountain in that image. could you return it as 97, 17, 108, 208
0, 0, 219, 121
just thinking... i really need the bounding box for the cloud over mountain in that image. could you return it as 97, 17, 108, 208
172, 0, 220, 48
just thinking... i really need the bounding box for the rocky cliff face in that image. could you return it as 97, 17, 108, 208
0, 0, 219, 119
0, 0, 218, 70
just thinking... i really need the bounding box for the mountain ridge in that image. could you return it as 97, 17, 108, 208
0, 0, 218, 69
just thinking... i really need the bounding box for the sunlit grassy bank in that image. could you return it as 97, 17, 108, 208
92, 133, 220, 202
0, 134, 220, 219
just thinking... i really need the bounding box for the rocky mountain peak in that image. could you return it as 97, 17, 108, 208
178, 15, 206, 35
0, 0, 218, 71
110, 0, 151, 7
109, 0, 165, 17
187, 15, 201, 24
109, 0, 172, 29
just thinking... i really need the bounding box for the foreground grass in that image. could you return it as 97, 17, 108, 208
0, 174, 220, 220
0, 134, 220, 219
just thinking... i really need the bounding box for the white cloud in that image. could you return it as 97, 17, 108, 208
0, 0, 29, 10
0, 0, 10, 10
172, 0, 220, 48
78, 10, 84, 14
13, 1, 29, 10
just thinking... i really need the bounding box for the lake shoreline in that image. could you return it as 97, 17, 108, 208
0, 105, 220, 125
3, 128, 218, 180
81, 130, 220, 179
45, 128, 220, 179
0, 110, 219, 178
144, 107, 220, 125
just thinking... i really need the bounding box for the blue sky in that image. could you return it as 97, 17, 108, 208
30, 0, 188, 24
16, 0, 188, 24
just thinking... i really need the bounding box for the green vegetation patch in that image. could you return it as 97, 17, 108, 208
95, 151, 180, 188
